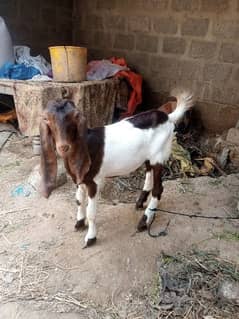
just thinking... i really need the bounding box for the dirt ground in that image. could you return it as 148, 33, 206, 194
0, 135, 239, 318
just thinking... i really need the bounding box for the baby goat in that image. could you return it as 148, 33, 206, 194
40, 91, 194, 247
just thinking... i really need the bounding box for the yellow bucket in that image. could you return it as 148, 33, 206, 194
49, 46, 87, 82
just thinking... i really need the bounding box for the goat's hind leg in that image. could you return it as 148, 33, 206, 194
75, 184, 87, 230
137, 163, 164, 232
136, 161, 153, 210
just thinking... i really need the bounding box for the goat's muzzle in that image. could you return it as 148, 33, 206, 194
57, 144, 71, 156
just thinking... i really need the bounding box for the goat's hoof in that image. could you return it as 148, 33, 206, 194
74, 219, 86, 231
137, 215, 148, 232
82, 237, 97, 249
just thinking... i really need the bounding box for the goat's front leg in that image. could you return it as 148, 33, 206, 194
75, 184, 87, 230
136, 160, 153, 209
137, 163, 164, 232
83, 181, 98, 248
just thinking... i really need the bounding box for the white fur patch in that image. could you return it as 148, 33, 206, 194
76, 184, 87, 221
143, 171, 153, 192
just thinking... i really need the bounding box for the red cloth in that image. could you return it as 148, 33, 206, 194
110, 57, 142, 117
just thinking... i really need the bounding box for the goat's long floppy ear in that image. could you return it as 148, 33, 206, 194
72, 112, 91, 184
39, 120, 57, 198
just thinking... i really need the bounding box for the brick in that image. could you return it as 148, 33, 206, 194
213, 21, 239, 40
163, 37, 186, 54
74, 0, 97, 11
105, 14, 126, 30
192, 81, 211, 100
128, 16, 151, 32
210, 85, 239, 105
189, 40, 216, 59
94, 32, 114, 49
85, 15, 104, 30
126, 52, 150, 71
203, 63, 232, 82
136, 34, 158, 52
74, 30, 95, 47
134, 0, 168, 11
114, 33, 135, 50
178, 60, 201, 80
220, 43, 239, 63
153, 17, 177, 34
97, 0, 116, 10
150, 56, 180, 78
201, 0, 230, 12
181, 18, 209, 37
172, 0, 199, 11
232, 68, 239, 82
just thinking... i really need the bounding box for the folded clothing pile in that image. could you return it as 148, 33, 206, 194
0, 16, 52, 81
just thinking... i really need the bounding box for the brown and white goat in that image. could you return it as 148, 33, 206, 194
40, 91, 193, 247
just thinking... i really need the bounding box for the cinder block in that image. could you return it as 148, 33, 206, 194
105, 15, 126, 30
220, 43, 239, 63
128, 16, 151, 32
114, 33, 135, 50
136, 34, 158, 53
210, 85, 239, 105
178, 59, 201, 80
153, 17, 177, 34
94, 32, 113, 49
163, 37, 186, 54
213, 20, 239, 40
201, 0, 230, 12
182, 18, 209, 37
203, 63, 232, 81
86, 14, 104, 30
150, 56, 180, 78
135, 0, 168, 11
126, 52, 150, 71
189, 40, 217, 59
97, 0, 116, 10
172, 0, 198, 11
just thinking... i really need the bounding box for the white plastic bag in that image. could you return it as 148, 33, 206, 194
87, 60, 128, 81
14, 46, 52, 75
0, 16, 14, 68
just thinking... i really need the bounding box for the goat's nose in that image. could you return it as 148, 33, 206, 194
59, 144, 70, 153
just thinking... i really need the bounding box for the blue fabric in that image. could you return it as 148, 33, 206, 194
0, 62, 40, 80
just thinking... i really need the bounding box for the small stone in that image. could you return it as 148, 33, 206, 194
218, 280, 239, 305
237, 201, 239, 212
226, 128, 239, 145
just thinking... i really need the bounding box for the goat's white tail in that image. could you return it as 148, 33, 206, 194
168, 90, 194, 124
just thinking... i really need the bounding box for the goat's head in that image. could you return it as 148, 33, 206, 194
40, 99, 91, 198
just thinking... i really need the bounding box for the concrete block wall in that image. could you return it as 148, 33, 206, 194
0, 0, 73, 58
73, 0, 239, 130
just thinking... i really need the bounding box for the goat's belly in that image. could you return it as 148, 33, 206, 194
100, 154, 145, 178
